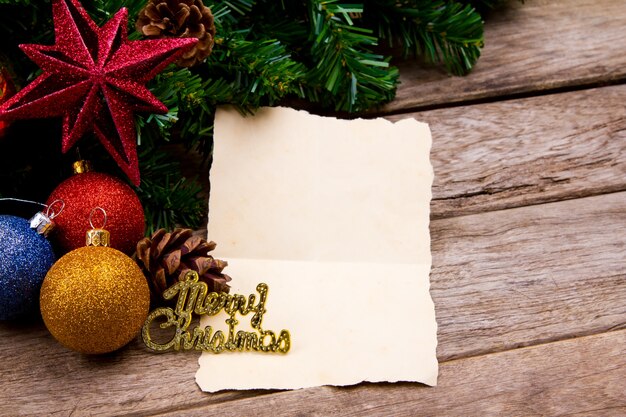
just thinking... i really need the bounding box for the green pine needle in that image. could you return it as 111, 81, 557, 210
307, 1, 399, 111
364, 0, 484, 75
135, 148, 205, 235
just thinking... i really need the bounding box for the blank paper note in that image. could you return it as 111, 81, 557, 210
196, 106, 437, 391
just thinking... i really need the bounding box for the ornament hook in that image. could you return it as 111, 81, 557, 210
89, 207, 107, 230
0, 197, 46, 208
86, 207, 110, 247
45, 199, 65, 219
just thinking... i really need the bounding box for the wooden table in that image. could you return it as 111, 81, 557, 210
2, 1, 625, 415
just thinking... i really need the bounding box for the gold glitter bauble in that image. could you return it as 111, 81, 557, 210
40, 246, 150, 354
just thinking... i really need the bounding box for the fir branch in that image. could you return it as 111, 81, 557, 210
307, 0, 398, 112
205, 0, 255, 26
246, 1, 309, 47
135, 148, 205, 235
83, 0, 147, 24
364, 0, 484, 75
207, 36, 307, 110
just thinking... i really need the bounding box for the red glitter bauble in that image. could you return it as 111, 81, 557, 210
47, 171, 144, 255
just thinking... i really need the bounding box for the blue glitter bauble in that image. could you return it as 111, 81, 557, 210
0, 215, 56, 320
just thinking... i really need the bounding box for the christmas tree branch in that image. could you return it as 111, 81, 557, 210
364, 0, 484, 75
306, 0, 398, 112
135, 147, 205, 235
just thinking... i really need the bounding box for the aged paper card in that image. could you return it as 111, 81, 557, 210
196, 106, 437, 391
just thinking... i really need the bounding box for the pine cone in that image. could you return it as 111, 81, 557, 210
136, 0, 216, 67
136, 228, 231, 303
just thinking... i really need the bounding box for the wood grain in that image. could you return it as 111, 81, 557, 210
3, 192, 621, 416
431, 191, 626, 361
384, 0, 626, 112
0, 321, 261, 417
390, 85, 626, 219
161, 330, 626, 417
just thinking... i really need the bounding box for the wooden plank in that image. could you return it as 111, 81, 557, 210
0, 321, 261, 416
431, 191, 626, 361
2, 193, 623, 416
162, 330, 626, 417
384, 0, 626, 112
388, 85, 626, 219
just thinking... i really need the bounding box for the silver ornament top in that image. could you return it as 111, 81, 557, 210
28, 199, 64, 237
29, 212, 54, 237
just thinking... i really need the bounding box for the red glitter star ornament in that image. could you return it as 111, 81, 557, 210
0, 0, 197, 185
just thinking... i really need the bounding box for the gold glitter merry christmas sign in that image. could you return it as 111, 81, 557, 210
142, 270, 291, 354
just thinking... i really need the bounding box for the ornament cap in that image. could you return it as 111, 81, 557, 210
29, 212, 55, 237
28, 198, 64, 237
86, 228, 110, 247
72, 160, 92, 174
86, 206, 110, 247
